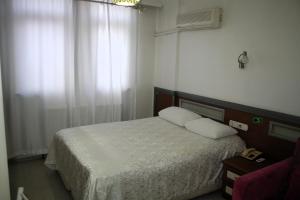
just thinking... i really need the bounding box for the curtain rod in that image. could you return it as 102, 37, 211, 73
78, 0, 117, 6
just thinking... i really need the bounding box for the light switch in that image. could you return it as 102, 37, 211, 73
229, 120, 248, 131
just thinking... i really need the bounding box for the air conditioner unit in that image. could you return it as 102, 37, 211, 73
140, 0, 162, 8
176, 8, 222, 31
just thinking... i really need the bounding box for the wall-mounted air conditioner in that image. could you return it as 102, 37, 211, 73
140, 0, 162, 8
176, 8, 222, 31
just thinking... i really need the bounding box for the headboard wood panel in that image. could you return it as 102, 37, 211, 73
153, 87, 175, 116
224, 109, 295, 160
154, 87, 299, 161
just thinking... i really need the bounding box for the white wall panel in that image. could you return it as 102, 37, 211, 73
154, 0, 300, 116
154, 34, 178, 90
136, 8, 157, 118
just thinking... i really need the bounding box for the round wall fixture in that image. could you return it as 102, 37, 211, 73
238, 51, 249, 69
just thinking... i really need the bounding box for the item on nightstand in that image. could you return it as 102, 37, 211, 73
241, 148, 262, 160
255, 158, 266, 163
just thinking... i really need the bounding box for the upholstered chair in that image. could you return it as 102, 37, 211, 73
232, 138, 300, 200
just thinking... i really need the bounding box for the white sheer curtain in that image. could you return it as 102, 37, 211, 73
0, 0, 137, 158
73, 1, 137, 124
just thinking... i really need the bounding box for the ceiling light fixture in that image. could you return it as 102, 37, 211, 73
112, 0, 140, 6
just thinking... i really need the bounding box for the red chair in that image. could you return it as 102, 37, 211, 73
232, 138, 300, 200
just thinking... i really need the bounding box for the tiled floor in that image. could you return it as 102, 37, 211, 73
9, 159, 225, 200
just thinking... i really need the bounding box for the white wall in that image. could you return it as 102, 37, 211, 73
154, 0, 300, 116
0, 59, 10, 200
136, 8, 156, 118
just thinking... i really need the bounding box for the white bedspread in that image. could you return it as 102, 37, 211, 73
45, 117, 245, 200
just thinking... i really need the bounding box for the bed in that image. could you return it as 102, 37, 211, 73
45, 115, 245, 200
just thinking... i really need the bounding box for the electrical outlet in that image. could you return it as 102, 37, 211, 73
229, 120, 248, 131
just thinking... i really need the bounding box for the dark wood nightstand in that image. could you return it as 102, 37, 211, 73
222, 156, 274, 199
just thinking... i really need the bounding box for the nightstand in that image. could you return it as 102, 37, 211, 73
222, 156, 274, 199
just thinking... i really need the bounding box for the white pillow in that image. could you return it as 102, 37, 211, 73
185, 118, 238, 139
158, 107, 201, 126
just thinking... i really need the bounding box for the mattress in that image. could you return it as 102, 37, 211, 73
45, 117, 245, 200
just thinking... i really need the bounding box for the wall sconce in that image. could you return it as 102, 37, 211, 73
238, 51, 249, 69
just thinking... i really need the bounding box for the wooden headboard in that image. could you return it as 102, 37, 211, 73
154, 87, 300, 161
